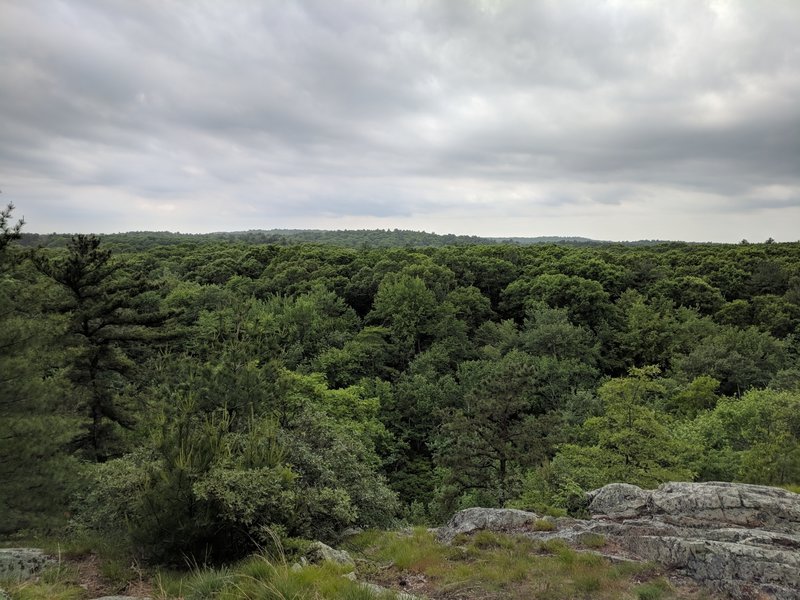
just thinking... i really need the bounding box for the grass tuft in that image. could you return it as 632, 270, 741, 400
533, 519, 556, 532
636, 577, 672, 600
579, 532, 607, 548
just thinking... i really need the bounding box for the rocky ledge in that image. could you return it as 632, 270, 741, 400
0, 548, 54, 580
437, 482, 800, 600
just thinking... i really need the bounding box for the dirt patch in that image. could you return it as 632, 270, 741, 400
66, 553, 153, 599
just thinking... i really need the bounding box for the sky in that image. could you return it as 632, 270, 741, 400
1, 0, 799, 242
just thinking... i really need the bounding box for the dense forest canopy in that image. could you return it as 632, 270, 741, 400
2, 210, 799, 563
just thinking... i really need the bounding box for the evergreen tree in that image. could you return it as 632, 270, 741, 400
0, 205, 77, 532
34, 234, 169, 461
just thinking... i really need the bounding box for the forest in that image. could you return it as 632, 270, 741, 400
2, 203, 799, 568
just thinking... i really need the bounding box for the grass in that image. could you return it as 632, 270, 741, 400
344, 528, 712, 600
533, 519, 556, 531
151, 553, 388, 600
1, 528, 718, 600
579, 532, 607, 549
636, 577, 673, 600
1, 562, 87, 600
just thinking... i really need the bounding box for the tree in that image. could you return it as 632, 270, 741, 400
368, 274, 441, 361
0, 205, 78, 532
34, 235, 168, 461
0, 201, 24, 250
673, 325, 787, 396
553, 367, 693, 490
520, 303, 598, 364
651, 276, 725, 315
437, 351, 564, 508
690, 389, 800, 485
501, 274, 611, 328
667, 375, 721, 418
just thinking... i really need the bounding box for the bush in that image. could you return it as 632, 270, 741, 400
73, 394, 399, 563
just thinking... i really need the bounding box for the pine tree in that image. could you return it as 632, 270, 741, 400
34, 235, 169, 461
0, 204, 76, 532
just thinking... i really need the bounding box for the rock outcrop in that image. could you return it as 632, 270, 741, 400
587, 482, 800, 600
436, 507, 541, 543
437, 482, 800, 599
304, 541, 355, 567
0, 548, 53, 580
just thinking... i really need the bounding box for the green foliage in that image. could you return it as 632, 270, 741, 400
690, 388, 800, 485
73, 353, 398, 561
635, 578, 672, 600
521, 304, 599, 364
0, 202, 24, 253
153, 553, 383, 600
437, 350, 580, 510
368, 274, 442, 360
580, 533, 607, 549
651, 275, 725, 315
667, 375, 721, 418
533, 519, 556, 531
0, 209, 81, 533
33, 235, 170, 461
510, 274, 611, 328
674, 325, 786, 396
7, 228, 800, 573
342, 528, 680, 600
534, 368, 694, 502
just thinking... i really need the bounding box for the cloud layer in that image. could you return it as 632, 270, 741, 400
2, 0, 799, 241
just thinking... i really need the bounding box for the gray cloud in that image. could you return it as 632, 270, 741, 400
1, 0, 799, 241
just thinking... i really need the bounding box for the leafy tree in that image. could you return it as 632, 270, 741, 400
667, 375, 721, 418
651, 276, 725, 315
75, 399, 296, 562
381, 352, 459, 506
690, 389, 800, 485
368, 274, 441, 360
747, 261, 788, 296
445, 286, 495, 333
501, 274, 611, 328
520, 303, 598, 364
552, 367, 693, 490
314, 326, 395, 387
673, 325, 787, 395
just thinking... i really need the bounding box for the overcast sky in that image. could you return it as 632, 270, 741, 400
2, 0, 799, 241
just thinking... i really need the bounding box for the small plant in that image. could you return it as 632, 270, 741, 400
573, 573, 602, 593
579, 532, 606, 548
39, 563, 80, 586
342, 529, 383, 553
471, 530, 505, 549
636, 577, 672, 600
7, 583, 87, 600
533, 519, 555, 532
539, 538, 570, 555
99, 558, 137, 591
184, 566, 234, 600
